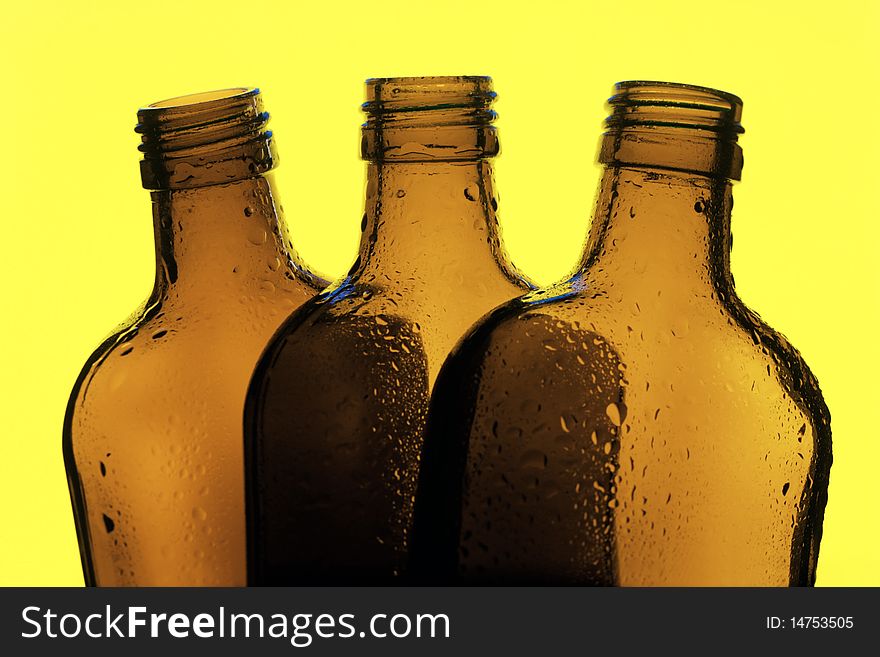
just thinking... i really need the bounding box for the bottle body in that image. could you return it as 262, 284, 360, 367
412, 83, 832, 586
63, 90, 323, 586
246, 77, 531, 584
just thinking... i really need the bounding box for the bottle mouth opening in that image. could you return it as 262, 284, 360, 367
143, 87, 257, 110
136, 87, 277, 190
600, 81, 745, 180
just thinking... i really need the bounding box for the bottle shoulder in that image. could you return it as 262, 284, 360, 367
255, 283, 426, 368
67, 279, 317, 421
723, 293, 831, 428
440, 280, 829, 428
245, 283, 431, 434
283, 259, 330, 295
64, 296, 158, 436
259, 276, 439, 356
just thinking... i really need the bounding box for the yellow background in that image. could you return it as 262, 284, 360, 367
0, 0, 876, 586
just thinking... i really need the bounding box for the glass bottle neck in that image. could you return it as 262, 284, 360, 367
151, 174, 310, 295
578, 166, 734, 300
353, 160, 519, 289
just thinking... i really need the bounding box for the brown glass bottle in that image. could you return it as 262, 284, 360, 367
63, 88, 324, 586
412, 81, 832, 586
245, 76, 532, 584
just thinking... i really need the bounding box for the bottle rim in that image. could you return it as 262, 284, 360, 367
613, 80, 743, 110
363, 76, 495, 109
139, 87, 259, 112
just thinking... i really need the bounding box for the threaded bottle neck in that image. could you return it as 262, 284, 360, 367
136, 88, 277, 190
599, 81, 745, 180
360, 76, 499, 162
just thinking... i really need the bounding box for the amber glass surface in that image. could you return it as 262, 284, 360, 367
63, 89, 324, 586
245, 76, 532, 584
412, 81, 832, 586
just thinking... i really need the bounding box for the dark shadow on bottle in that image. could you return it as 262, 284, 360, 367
411, 291, 626, 585
246, 287, 429, 585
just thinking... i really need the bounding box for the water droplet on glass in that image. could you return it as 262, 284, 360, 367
248, 226, 267, 245
606, 402, 626, 426
519, 450, 547, 470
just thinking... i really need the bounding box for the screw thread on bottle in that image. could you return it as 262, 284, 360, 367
599, 81, 745, 180
136, 88, 277, 190
361, 76, 499, 162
